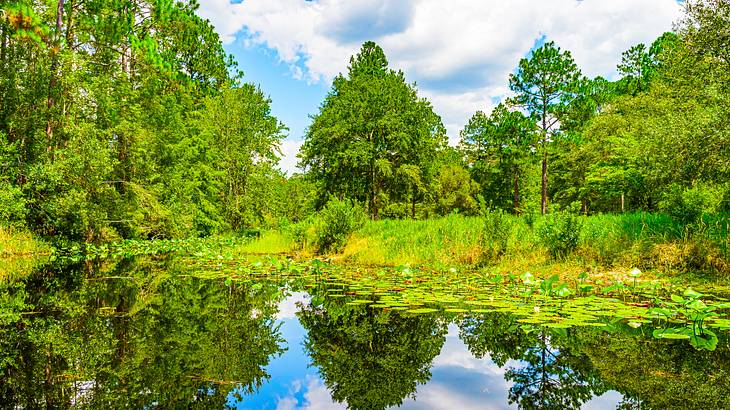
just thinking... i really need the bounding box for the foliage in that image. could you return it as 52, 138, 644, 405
659, 184, 723, 225
299, 41, 446, 219
0, 182, 27, 227
481, 209, 513, 262
538, 212, 582, 260
460, 104, 536, 213
315, 197, 366, 253
432, 164, 482, 216
0, 0, 285, 242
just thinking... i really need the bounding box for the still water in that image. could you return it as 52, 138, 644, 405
0, 256, 728, 409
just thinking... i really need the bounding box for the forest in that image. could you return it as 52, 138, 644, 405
0, 0, 728, 276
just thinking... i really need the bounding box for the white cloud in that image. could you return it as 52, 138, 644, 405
276, 291, 310, 320
278, 139, 305, 175
199, 0, 682, 143
276, 376, 346, 410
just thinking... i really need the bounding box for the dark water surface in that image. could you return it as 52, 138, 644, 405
1, 257, 728, 409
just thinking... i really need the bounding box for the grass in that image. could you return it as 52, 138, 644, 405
336, 212, 729, 281
0, 226, 51, 257
205, 211, 729, 282
231, 231, 295, 256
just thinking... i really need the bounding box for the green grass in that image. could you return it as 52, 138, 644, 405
336, 212, 729, 280
231, 231, 295, 255
0, 226, 50, 257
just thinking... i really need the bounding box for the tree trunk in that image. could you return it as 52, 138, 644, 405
540, 108, 548, 215
411, 191, 417, 219
0, 23, 6, 72
541, 149, 548, 215
513, 167, 520, 214
621, 192, 625, 213
45, 0, 65, 152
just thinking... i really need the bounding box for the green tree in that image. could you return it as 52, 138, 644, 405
460, 103, 536, 213
193, 85, 287, 230
299, 41, 446, 219
615, 32, 679, 96
509, 41, 584, 215
0, 0, 285, 240
432, 164, 482, 216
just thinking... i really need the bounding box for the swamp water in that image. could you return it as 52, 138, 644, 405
1, 254, 729, 409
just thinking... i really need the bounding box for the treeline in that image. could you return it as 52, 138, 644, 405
0, 0, 286, 241
296, 0, 729, 225
1, 0, 728, 244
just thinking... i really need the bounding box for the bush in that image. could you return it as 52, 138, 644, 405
316, 197, 366, 253
286, 216, 316, 251
0, 183, 27, 227
538, 212, 582, 260
481, 209, 513, 262
660, 184, 723, 226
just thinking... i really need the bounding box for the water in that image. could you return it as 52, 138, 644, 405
1, 257, 728, 409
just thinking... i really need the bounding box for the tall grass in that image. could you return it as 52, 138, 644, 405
0, 226, 50, 257
336, 212, 729, 278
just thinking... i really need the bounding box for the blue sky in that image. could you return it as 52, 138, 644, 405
199, 0, 682, 174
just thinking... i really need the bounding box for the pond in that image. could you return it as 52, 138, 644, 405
1, 255, 729, 409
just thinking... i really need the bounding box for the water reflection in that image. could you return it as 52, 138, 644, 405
1, 258, 729, 409
298, 298, 448, 409
0, 258, 286, 408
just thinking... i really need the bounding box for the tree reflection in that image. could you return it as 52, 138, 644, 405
298, 299, 447, 410
0, 257, 286, 408
460, 314, 606, 409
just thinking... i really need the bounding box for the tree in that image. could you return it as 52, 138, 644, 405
460, 103, 536, 213
299, 41, 446, 219
616, 33, 679, 96
298, 299, 447, 410
678, 0, 730, 67
193, 85, 287, 230
0, 0, 284, 240
509, 41, 583, 214
432, 164, 482, 216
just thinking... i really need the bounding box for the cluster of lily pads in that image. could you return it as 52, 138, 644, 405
181, 254, 730, 351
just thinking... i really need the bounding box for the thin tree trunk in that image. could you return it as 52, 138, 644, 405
411, 188, 417, 219
45, 0, 65, 152
513, 167, 520, 214
0, 24, 6, 72
541, 148, 548, 215
621, 192, 625, 213
541, 108, 548, 215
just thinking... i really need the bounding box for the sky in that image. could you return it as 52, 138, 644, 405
197, 0, 683, 174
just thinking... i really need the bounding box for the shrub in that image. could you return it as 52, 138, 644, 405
481, 209, 513, 262
538, 212, 582, 260
287, 216, 316, 251
316, 197, 366, 253
0, 183, 27, 228
660, 184, 723, 226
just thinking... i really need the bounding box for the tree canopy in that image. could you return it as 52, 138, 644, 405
299, 41, 446, 219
